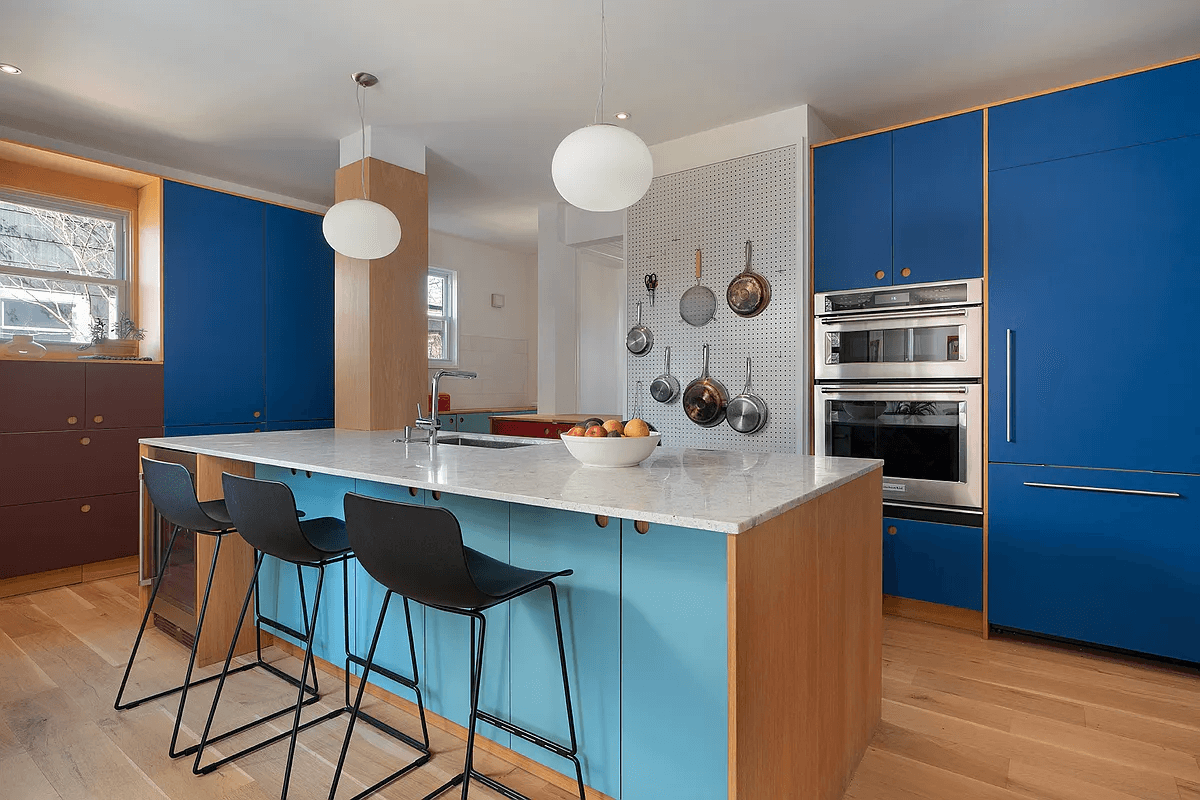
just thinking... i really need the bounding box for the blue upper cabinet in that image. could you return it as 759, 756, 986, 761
990, 58, 1200, 171
988, 133, 1200, 474
264, 205, 334, 423
892, 111, 983, 285
163, 181, 265, 427
813, 131, 893, 292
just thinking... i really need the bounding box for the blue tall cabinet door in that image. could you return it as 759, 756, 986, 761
988, 134, 1200, 474
163, 181, 265, 426
813, 132, 893, 292
264, 205, 334, 424
989, 58, 1200, 171
892, 111, 983, 285
990, 464, 1200, 664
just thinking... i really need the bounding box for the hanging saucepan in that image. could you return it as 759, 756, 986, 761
683, 344, 728, 427
626, 301, 653, 357
726, 357, 768, 434
649, 346, 679, 404
726, 241, 771, 318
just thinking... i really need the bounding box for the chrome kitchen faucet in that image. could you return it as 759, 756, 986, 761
415, 369, 478, 445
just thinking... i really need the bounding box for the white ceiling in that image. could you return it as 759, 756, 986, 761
2, 1, 1199, 253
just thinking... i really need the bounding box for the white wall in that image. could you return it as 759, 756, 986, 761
428, 230, 538, 410
576, 250, 624, 416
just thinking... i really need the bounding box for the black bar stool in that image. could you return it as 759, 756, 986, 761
335, 492, 586, 800
195, 473, 430, 800
115, 457, 319, 759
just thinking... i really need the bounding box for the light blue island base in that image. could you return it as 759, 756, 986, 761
253, 466, 881, 800
139, 430, 883, 800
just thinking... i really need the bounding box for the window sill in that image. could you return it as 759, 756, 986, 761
0, 338, 144, 362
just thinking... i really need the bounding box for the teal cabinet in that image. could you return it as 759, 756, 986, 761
621, 520, 728, 799
509, 505, 621, 799
456, 413, 493, 434
813, 131, 893, 292
883, 516, 981, 611
438, 413, 457, 432
990, 464, 1200, 663
424, 492, 512, 747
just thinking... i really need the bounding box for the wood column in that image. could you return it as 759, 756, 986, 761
334, 157, 429, 430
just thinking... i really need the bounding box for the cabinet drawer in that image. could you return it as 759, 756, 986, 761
490, 419, 573, 439
990, 463, 1199, 663
84, 363, 164, 429
0, 427, 159, 506
0, 492, 139, 579
0, 361, 85, 433
883, 516, 982, 611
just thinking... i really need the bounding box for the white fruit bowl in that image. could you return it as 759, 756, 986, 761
560, 432, 661, 468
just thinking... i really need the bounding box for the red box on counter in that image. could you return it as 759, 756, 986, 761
428, 393, 451, 413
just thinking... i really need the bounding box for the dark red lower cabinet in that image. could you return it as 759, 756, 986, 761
0, 492, 140, 579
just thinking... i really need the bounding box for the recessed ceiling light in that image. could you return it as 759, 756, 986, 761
0, 63, 22, 75
614, 111, 631, 120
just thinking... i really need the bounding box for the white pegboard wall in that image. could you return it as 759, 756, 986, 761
627, 146, 797, 453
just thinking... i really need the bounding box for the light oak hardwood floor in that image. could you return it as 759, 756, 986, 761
1, 573, 1198, 799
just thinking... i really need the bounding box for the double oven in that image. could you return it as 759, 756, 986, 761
814, 279, 983, 516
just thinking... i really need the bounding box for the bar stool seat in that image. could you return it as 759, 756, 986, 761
194, 473, 430, 800
336, 492, 586, 800
115, 458, 319, 761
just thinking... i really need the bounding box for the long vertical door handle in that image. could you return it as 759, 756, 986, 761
1005, 329, 1015, 442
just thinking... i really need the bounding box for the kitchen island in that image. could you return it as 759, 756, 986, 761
139, 429, 882, 800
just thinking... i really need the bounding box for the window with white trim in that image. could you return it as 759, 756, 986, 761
427, 267, 457, 366
0, 190, 129, 344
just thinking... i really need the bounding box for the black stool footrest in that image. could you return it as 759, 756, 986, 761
198, 705, 346, 774
475, 710, 575, 760
346, 652, 419, 692
256, 613, 310, 644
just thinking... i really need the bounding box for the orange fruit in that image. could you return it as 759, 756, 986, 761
625, 419, 650, 437
565, 426, 586, 437
602, 419, 625, 435
584, 425, 608, 438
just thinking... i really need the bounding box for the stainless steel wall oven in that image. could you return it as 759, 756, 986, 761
814, 279, 983, 512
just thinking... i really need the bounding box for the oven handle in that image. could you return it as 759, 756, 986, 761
817, 307, 969, 324
1023, 482, 1181, 499
1006, 329, 1015, 442
820, 385, 970, 394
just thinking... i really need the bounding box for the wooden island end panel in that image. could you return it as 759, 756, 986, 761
728, 466, 883, 800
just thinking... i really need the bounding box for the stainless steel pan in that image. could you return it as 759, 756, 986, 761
727, 357, 768, 434
626, 301, 653, 356
683, 344, 727, 427
649, 346, 679, 403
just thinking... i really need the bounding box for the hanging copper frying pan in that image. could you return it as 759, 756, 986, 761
726, 240, 771, 317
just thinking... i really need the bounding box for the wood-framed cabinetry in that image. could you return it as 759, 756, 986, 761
0, 360, 162, 587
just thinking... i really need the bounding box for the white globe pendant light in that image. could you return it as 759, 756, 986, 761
323, 72, 401, 260
552, 0, 653, 213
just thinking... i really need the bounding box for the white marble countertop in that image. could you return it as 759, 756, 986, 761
140, 429, 882, 534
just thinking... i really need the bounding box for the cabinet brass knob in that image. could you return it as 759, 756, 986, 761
408, 487, 418, 497
544, 428, 551, 435
80, 504, 91, 513
634, 520, 650, 535
432, 491, 442, 501
253, 411, 261, 418
80, 437, 91, 446
595, 515, 609, 528
900, 268, 912, 278
875, 270, 886, 280
887, 525, 898, 535
93, 415, 104, 424
67, 416, 78, 425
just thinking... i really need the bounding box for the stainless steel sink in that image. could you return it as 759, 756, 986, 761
393, 435, 536, 449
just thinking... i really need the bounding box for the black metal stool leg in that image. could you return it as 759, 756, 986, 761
114, 521, 181, 711
278, 563, 326, 800
167, 533, 223, 758
461, 612, 487, 800
548, 583, 587, 800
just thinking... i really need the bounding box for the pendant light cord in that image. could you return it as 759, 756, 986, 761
593, 0, 607, 124
357, 82, 368, 199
